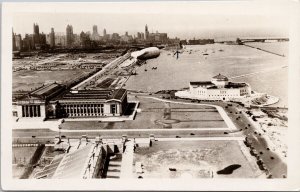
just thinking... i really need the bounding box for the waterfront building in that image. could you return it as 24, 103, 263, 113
13, 83, 128, 120
175, 74, 251, 101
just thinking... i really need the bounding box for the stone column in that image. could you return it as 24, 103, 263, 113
91, 104, 95, 116
33, 105, 37, 117
87, 104, 90, 116
27, 105, 31, 117
22, 106, 26, 117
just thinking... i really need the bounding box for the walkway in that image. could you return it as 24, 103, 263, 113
120, 140, 134, 178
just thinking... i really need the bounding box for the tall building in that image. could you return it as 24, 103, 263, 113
103, 28, 107, 36
12, 30, 17, 51
141, 32, 145, 40
145, 24, 149, 40
15, 34, 22, 51
33, 23, 40, 47
55, 32, 66, 47
92, 25, 98, 36
91, 25, 100, 41
66, 25, 74, 47
22, 34, 34, 51
50, 28, 55, 48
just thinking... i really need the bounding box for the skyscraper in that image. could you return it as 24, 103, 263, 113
12, 29, 17, 51
33, 23, 40, 47
66, 25, 74, 47
103, 28, 107, 36
33, 23, 39, 35
145, 24, 149, 40
92, 25, 98, 36
50, 28, 55, 48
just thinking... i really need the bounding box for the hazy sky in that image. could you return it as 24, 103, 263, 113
11, 2, 290, 40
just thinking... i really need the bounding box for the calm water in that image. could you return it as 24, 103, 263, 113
125, 42, 288, 107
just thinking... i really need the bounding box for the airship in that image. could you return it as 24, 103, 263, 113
131, 47, 160, 60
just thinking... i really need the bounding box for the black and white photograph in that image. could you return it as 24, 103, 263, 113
1, 1, 300, 191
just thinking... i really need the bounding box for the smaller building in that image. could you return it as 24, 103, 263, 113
175, 74, 251, 101
13, 83, 65, 119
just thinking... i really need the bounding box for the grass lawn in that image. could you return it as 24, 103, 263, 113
61, 97, 227, 130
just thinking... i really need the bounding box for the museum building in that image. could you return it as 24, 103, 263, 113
13, 82, 128, 120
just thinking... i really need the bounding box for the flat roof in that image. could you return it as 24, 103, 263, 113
190, 81, 214, 86
57, 89, 127, 102
30, 83, 65, 98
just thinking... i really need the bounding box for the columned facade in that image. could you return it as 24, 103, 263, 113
21, 105, 41, 117
60, 102, 121, 117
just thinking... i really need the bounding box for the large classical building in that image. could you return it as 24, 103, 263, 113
13, 83, 128, 120
175, 74, 251, 101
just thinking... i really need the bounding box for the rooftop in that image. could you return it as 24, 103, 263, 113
212, 73, 228, 81
31, 83, 64, 98
57, 89, 127, 102
52, 144, 94, 179
190, 81, 214, 86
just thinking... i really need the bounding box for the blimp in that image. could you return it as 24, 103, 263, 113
131, 47, 160, 60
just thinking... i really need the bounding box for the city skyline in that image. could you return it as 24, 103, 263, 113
13, 12, 289, 40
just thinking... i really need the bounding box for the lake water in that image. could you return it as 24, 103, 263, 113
125, 42, 288, 107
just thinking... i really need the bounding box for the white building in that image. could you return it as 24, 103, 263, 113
175, 74, 251, 101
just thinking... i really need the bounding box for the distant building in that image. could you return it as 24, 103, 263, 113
91, 25, 101, 41
66, 25, 74, 47
145, 24, 149, 40
22, 34, 34, 51
111, 33, 120, 41
15, 34, 22, 51
80, 31, 92, 48
33, 23, 40, 47
188, 38, 214, 45
141, 32, 145, 40
148, 32, 168, 43
50, 28, 55, 48
12, 30, 17, 51
103, 28, 107, 36
175, 74, 251, 101
55, 32, 66, 47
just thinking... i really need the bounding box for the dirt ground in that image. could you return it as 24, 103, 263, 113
133, 140, 261, 178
